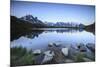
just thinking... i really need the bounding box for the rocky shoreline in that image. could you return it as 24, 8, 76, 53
32, 43, 95, 65
11, 42, 95, 66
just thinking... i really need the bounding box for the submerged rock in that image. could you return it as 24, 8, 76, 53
61, 47, 69, 56
48, 42, 61, 47
86, 43, 95, 52
34, 54, 45, 64
54, 43, 61, 47
33, 49, 41, 55
48, 43, 54, 47
77, 43, 87, 52
68, 45, 83, 60
41, 50, 55, 64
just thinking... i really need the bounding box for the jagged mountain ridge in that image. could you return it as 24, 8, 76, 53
20, 15, 85, 28
20, 15, 43, 24
11, 14, 87, 29
10, 15, 47, 41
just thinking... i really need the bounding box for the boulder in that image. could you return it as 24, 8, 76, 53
61, 47, 69, 56
41, 50, 55, 64
77, 43, 87, 52
68, 46, 79, 59
54, 43, 61, 47
48, 43, 54, 47
33, 49, 41, 55
34, 54, 45, 64
86, 43, 95, 52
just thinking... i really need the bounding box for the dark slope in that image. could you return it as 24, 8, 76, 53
85, 23, 95, 34
10, 16, 46, 41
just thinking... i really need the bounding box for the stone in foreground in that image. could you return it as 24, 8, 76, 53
86, 43, 95, 52
33, 49, 41, 55
61, 47, 69, 56
77, 43, 87, 52
48, 43, 54, 47
54, 43, 61, 47
41, 50, 55, 64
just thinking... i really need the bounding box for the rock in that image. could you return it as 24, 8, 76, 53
44, 50, 55, 56
54, 43, 61, 47
34, 54, 45, 64
68, 46, 79, 59
41, 50, 55, 64
77, 43, 87, 52
86, 43, 95, 52
61, 47, 69, 56
33, 49, 41, 55
48, 43, 54, 47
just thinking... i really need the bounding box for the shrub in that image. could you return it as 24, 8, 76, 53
11, 46, 35, 66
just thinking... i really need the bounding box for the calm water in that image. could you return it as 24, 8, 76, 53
11, 28, 95, 50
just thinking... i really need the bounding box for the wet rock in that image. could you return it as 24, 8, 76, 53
68, 46, 79, 59
82, 49, 95, 61
48, 43, 54, 47
68, 45, 95, 61
77, 43, 87, 52
34, 54, 45, 64
54, 43, 61, 47
86, 43, 95, 52
61, 47, 69, 56
33, 49, 41, 55
41, 50, 55, 64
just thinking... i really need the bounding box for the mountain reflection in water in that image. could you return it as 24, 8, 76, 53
11, 28, 95, 50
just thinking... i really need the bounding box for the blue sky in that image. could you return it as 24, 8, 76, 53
11, 1, 95, 25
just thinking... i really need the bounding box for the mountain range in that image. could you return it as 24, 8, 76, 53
19, 15, 85, 28
10, 15, 95, 40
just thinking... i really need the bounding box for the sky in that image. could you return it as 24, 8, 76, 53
11, 1, 95, 25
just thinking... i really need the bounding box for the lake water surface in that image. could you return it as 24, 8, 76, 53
11, 28, 95, 50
